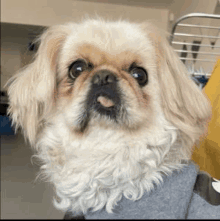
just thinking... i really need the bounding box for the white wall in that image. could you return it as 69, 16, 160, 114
170, 0, 218, 21
1, 24, 37, 89
1, 0, 169, 29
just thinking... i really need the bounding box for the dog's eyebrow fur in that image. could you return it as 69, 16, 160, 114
75, 43, 143, 71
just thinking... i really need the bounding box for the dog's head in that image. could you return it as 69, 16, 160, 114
7, 19, 211, 213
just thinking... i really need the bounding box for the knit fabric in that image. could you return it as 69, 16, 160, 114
83, 163, 220, 219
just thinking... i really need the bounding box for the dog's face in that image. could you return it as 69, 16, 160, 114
57, 21, 164, 137
7, 19, 211, 214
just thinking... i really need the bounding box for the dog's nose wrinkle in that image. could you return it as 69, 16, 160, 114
92, 70, 117, 86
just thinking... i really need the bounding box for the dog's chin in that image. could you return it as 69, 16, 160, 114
75, 106, 123, 134
69, 92, 133, 133
92, 104, 118, 124
73, 102, 147, 135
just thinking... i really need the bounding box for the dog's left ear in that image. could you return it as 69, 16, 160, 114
144, 23, 211, 153
6, 24, 71, 145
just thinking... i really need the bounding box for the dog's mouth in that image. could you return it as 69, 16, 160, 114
89, 86, 121, 118
76, 85, 123, 132
94, 94, 116, 116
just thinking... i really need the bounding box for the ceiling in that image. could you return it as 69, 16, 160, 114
79, 0, 220, 15
78, 0, 176, 8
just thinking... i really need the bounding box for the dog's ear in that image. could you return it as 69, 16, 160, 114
6, 24, 71, 145
145, 24, 211, 154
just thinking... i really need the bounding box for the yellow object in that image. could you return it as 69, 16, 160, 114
192, 59, 220, 179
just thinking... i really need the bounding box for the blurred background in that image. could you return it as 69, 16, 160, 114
1, 0, 220, 219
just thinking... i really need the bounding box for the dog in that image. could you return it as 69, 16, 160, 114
6, 19, 220, 219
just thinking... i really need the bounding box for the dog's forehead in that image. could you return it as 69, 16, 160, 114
62, 20, 153, 66
71, 20, 147, 46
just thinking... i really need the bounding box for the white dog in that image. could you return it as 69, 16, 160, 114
7, 19, 220, 219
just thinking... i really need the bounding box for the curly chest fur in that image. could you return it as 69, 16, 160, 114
37, 119, 185, 213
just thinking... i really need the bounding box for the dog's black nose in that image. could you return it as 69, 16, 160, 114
92, 70, 117, 86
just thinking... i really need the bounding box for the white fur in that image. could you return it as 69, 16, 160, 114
6, 19, 211, 215
37, 114, 181, 213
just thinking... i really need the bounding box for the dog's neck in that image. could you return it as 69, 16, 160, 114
36, 118, 187, 214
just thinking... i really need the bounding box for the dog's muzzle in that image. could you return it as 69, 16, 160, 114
86, 69, 121, 118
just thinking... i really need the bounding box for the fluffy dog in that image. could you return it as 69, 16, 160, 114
7, 19, 220, 219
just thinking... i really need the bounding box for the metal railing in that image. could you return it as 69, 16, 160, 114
170, 13, 220, 77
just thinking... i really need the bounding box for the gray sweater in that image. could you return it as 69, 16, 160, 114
64, 162, 220, 219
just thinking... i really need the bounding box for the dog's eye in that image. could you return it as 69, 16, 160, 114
131, 67, 148, 86
68, 59, 88, 79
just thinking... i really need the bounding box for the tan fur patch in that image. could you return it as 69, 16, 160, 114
64, 43, 148, 103
58, 77, 73, 98
76, 44, 143, 71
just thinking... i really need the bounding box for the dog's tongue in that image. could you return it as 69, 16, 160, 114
97, 96, 114, 108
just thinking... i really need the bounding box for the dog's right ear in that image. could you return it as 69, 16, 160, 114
6, 24, 71, 145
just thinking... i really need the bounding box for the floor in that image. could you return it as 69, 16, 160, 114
1, 132, 65, 219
